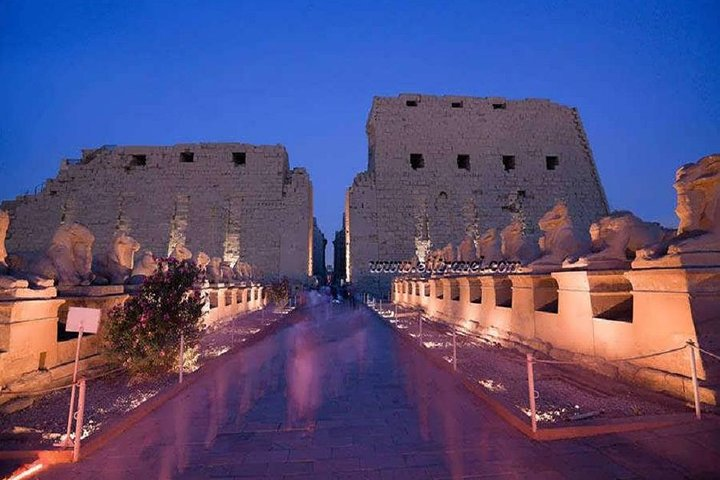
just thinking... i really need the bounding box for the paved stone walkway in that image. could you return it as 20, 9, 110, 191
40, 298, 720, 479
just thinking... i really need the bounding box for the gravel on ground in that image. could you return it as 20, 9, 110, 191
0, 306, 288, 451
379, 305, 686, 426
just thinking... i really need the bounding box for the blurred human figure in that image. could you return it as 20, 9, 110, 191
348, 283, 356, 309
285, 322, 322, 429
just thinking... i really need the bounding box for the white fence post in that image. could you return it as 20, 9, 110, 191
527, 353, 537, 433
72, 379, 86, 462
688, 341, 701, 420
452, 329, 457, 371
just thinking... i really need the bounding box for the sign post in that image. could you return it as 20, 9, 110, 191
72, 379, 87, 462
56, 307, 100, 448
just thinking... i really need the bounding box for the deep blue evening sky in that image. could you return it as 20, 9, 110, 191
1, 1, 718, 265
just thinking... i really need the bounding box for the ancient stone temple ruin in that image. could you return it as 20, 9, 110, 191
1, 143, 313, 281
345, 94, 609, 295
394, 153, 720, 405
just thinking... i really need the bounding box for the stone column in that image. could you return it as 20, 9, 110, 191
548, 270, 609, 357
507, 273, 557, 347
427, 278, 441, 318
238, 287, 248, 313
417, 279, 430, 310
476, 275, 512, 332
226, 288, 238, 316
624, 267, 720, 380
437, 277, 453, 322
451, 276, 479, 330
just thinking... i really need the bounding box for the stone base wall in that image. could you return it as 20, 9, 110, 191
393, 266, 720, 405
0, 284, 265, 407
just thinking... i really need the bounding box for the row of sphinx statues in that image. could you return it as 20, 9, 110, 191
422, 154, 719, 271
0, 213, 257, 289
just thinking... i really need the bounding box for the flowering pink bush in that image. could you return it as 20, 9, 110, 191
104, 257, 205, 377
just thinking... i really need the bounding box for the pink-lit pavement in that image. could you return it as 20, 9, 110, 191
39, 297, 720, 479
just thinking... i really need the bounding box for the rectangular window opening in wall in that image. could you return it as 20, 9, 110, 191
502, 155, 516, 171
535, 279, 559, 314
57, 321, 95, 342
233, 152, 246, 166
450, 281, 460, 301
593, 294, 633, 323
209, 292, 219, 308
129, 154, 147, 167
424, 284, 430, 297
410, 153, 425, 170
38, 351, 47, 371
457, 154, 470, 171
546, 155, 559, 170
451, 101, 463, 108
494, 278, 512, 307
436, 284, 444, 300
492, 103, 507, 110
180, 152, 194, 163
592, 278, 634, 323
537, 297, 559, 313
469, 280, 482, 304
406, 100, 418, 107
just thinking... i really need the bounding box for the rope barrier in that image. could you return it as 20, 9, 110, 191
0, 383, 75, 396
0, 367, 125, 397
532, 344, 689, 365
689, 343, 720, 363
385, 306, 719, 424
388, 310, 699, 366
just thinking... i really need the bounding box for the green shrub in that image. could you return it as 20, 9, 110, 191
104, 257, 205, 377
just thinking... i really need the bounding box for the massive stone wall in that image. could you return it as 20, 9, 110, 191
311, 217, 327, 283
346, 94, 609, 295
1, 143, 313, 282
332, 219, 346, 286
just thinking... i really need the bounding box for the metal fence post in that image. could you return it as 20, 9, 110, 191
72, 379, 86, 462
60, 326, 84, 448
688, 341, 701, 420
452, 329, 457, 371
526, 353, 537, 433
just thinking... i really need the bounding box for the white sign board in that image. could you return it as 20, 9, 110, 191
66, 307, 101, 334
